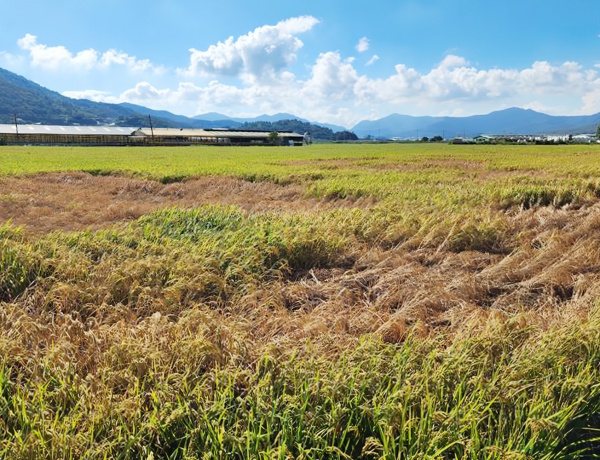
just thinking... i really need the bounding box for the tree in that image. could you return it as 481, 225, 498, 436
596, 124, 600, 139
268, 131, 280, 145
240, 119, 334, 141
333, 131, 358, 141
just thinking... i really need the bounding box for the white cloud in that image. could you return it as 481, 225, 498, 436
350, 55, 599, 110
181, 16, 320, 82
63, 89, 114, 100
120, 81, 172, 101
99, 49, 154, 72
12, 18, 600, 128
304, 52, 360, 100
74, 51, 600, 128
356, 37, 369, 53
0, 51, 26, 69
366, 55, 379, 66
18, 34, 97, 70
17, 34, 159, 73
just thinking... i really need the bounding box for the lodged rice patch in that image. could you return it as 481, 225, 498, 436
1, 143, 600, 458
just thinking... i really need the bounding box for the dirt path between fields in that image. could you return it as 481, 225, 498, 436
0, 172, 359, 236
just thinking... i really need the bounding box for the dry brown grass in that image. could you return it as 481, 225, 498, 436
0, 172, 356, 236
224, 200, 600, 347
283, 157, 553, 181
3, 172, 600, 350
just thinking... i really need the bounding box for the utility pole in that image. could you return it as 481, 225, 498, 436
14, 114, 19, 144
148, 115, 155, 144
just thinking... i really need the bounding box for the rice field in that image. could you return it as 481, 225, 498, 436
2, 142, 600, 458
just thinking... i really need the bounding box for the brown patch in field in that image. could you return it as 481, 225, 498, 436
3, 171, 600, 355
284, 157, 552, 181
285, 158, 489, 170
234, 201, 600, 344
0, 172, 360, 235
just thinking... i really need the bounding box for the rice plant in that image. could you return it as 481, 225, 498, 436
0, 142, 600, 458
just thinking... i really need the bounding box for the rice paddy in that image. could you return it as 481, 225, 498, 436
2, 142, 600, 458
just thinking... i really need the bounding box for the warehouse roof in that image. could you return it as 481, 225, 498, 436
0, 125, 303, 138
0, 124, 138, 135
139, 128, 303, 138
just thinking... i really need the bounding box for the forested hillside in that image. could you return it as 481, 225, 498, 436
239, 119, 339, 140
0, 68, 138, 125
0, 67, 341, 134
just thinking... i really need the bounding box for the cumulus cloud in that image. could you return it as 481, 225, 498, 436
304, 52, 360, 100
17, 34, 158, 72
182, 16, 320, 82
582, 85, 600, 114
62, 89, 114, 101
366, 55, 379, 66
78, 51, 599, 128
19, 14, 597, 128
296, 53, 600, 124
349, 55, 599, 108
120, 81, 172, 101
0, 50, 26, 69
356, 37, 369, 53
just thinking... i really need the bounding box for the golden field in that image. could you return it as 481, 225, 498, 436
1, 143, 600, 459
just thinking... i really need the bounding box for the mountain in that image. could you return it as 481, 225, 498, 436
237, 119, 336, 141
0, 67, 313, 130
193, 112, 346, 132
121, 103, 204, 126
239, 112, 306, 123
352, 108, 600, 139
193, 112, 236, 122
121, 104, 241, 129
3, 66, 599, 139
194, 112, 308, 124
305, 120, 347, 133
0, 67, 139, 125
239, 114, 345, 132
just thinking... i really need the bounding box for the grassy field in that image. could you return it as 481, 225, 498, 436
2, 142, 600, 458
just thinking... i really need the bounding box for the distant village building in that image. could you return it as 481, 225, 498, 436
0, 125, 305, 146
458, 133, 597, 145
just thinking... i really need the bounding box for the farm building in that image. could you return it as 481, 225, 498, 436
137, 128, 305, 146
0, 125, 136, 145
0, 124, 305, 146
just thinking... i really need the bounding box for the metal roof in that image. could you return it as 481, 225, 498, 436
0, 124, 304, 139
0, 124, 138, 135
143, 128, 303, 138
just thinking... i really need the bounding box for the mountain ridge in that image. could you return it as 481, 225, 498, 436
0, 67, 139, 125
1, 66, 599, 139
352, 108, 600, 139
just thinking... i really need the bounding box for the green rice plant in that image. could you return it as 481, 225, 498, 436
138, 205, 246, 242
3, 307, 600, 459
0, 237, 51, 301
138, 205, 349, 278
494, 181, 584, 210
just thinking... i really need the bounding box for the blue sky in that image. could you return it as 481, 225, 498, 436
1, 0, 599, 127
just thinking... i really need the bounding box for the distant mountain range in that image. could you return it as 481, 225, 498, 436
352, 109, 600, 139
0, 67, 343, 138
120, 103, 346, 132
1, 66, 599, 139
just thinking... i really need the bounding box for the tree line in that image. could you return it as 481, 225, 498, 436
239, 119, 357, 141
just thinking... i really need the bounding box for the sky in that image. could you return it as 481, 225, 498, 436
1, 0, 600, 128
